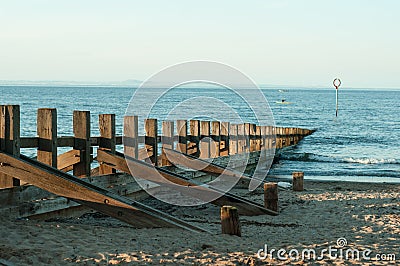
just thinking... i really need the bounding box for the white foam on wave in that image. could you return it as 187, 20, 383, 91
343, 157, 398, 165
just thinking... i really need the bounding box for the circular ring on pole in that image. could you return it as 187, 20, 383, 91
333, 78, 341, 89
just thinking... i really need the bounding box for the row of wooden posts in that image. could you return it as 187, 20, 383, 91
222, 172, 304, 236
0, 105, 313, 189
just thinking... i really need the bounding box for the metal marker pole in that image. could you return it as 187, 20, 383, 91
333, 78, 341, 117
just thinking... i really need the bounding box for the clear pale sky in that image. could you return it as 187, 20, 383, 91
0, 0, 399, 88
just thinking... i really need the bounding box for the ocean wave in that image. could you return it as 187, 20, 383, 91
280, 153, 399, 165
343, 157, 399, 165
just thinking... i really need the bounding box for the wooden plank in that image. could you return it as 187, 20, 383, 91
73, 111, 91, 177
189, 120, 200, 157
261, 126, 267, 150
244, 123, 250, 153
210, 121, 220, 158
0, 105, 20, 188
161, 121, 174, 166
124, 116, 138, 159
249, 123, 257, 152
99, 114, 116, 175
200, 121, 210, 159
176, 120, 187, 154
0, 151, 208, 232
37, 108, 57, 168
57, 149, 80, 170
97, 149, 277, 216
229, 124, 238, 155
145, 118, 157, 165
220, 122, 229, 156
20, 137, 38, 148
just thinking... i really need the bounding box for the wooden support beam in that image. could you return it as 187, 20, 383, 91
176, 120, 187, 154
124, 116, 139, 159
229, 124, 238, 155
0, 151, 207, 232
220, 122, 229, 157
200, 121, 210, 159
264, 182, 278, 212
37, 108, 58, 168
0, 105, 20, 188
161, 121, 174, 166
210, 121, 220, 158
249, 123, 257, 152
97, 149, 278, 216
261, 126, 267, 151
99, 114, 116, 175
73, 111, 91, 177
145, 118, 158, 165
57, 149, 80, 171
189, 120, 200, 157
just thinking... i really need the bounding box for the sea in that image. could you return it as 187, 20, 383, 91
1, 85, 399, 183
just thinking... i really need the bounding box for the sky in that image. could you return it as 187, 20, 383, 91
0, 0, 399, 88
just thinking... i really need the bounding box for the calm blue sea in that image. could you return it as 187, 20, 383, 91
1, 86, 399, 183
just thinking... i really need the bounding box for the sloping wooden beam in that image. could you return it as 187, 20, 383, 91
97, 149, 277, 216
57, 149, 80, 171
0, 152, 208, 232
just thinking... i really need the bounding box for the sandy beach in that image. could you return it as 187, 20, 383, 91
0, 180, 398, 265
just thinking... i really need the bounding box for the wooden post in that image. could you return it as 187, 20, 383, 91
99, 114, 116, 175
73, 111, 91, 177
264, 183, 278, 212
0, 105, 21, 188
237, 124, 245, 154
37, 108, 57, 168
189, 120, 200, 157
161, 121, 174, 166
176, 120, 187, 154
145, 118, 158, 165
221, 206, 241, 237
210, 121, 220, 158
255, 125, 261, 151
229, 124, 238, 155
124, 116, 138, 159
220, 121, 229, 157
261, 126, 267, 150
200, 121, 210, 159
292, 172, 304, 191
244, 123, 250, 153
249, 124, 257, 152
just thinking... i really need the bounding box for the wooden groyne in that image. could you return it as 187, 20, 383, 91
0, 105, 314, 231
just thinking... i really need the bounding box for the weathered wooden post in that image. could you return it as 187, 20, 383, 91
249, 123, 257, 152
244, 123, 250, 153
189, 120, 200, 157
176, 120, 187, 154
292, 172, 304, 191
0, 105, 21, 188
99, 114, 116, 175
237, 124, 245, 154
220, 121, 229, 156
161, 121, 174, 166
37, 108, 57, 168
210, 121, 220, 158
229, 124, 238, 155
255, 125, 261, 151
73, 111, 91, 177
264, 182, 278, 212
221, 206, 241, 237
124, 116, 138, 159
145, 118, 158, 165
200, 121, 210, 159
261, 126, 267, 150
